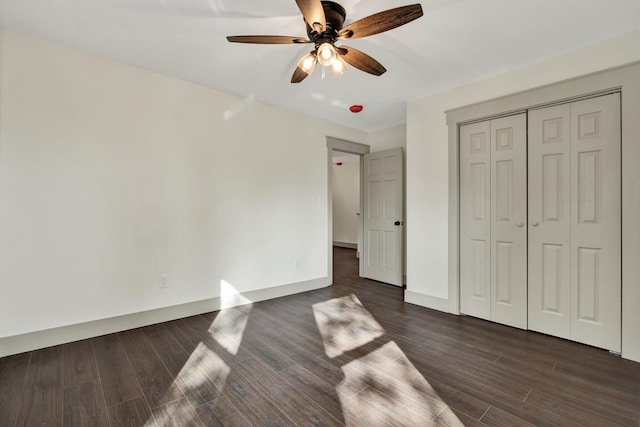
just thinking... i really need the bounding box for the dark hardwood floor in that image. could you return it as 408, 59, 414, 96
2, 247, 640, 426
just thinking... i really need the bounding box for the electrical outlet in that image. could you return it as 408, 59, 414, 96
159, 275, 169, 289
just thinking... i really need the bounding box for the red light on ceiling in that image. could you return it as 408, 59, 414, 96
349, 105, 363, 113
336, 162, 343, 166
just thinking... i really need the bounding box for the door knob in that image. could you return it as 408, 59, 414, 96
394, 220, 403, 226
516, 222, 523, 227
531, 221, 539, 227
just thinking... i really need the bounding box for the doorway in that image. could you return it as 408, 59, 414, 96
326, 137, 369, 281
331, 151, 361, 253
326, 137, 405, 288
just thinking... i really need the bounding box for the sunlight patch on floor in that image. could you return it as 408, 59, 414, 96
315, 294, 463, 426
149, 281, 253, 426
312, 294, 385, 358
214, 281, 253, 355
150, 342, 232, 426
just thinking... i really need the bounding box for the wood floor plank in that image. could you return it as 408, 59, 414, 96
256, 327, 368, 397
278, 364, 350, 421
142, 324, 192, 377
238, 332, 297, 373
107, 396, 152, 427
117, 328, 165, 374
0, 352, 31, 426
151, 398, 203, 427
222, 367, 296, 427
428, 377, 491, 420
92, 334, 142, 407
174, 363, 223, 409
16, 347, 64, 426
554, 360, 640, 403
62, 340, 99, 389
16, 383, 63, 426
194, 395, 250, 427
142, 323, 224, 407
480, 406, 538, 427
182, 314, 254, 366
432, 407, 472, 427
234, 357, 344, 426
163, 318, 203, 354
134, 366, 183, 409
63, 380, 110, 427
348, 385, 437, 426
25, 346, 63, 387
525, 388, 636, 427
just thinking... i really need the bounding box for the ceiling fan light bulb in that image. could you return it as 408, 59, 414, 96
301, 54, 316, 72
297, 52, 317, 74
317, 43, 337, 66
331, 57, 347, 76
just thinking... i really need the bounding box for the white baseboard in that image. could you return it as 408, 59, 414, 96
0, 277, 329, 357
404, 290, 450, 313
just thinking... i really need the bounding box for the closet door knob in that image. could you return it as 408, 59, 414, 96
516, 222, 523, 227
531, 221, 539, 227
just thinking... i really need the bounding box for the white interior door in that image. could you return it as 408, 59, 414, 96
570, 94, 621, 352
460, 121, 491, 319
460, 115, 527, 329
528, 93, 621, 352
528, 104, 572, 339
363, 148, 404, 286
490, 114, 528, 329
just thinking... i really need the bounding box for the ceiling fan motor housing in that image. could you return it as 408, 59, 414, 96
307, 1, 346, 47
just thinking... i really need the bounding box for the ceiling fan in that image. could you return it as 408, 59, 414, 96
226, 0, 423, 83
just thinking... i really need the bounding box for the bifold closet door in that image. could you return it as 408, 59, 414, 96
528, 93, 621, 352
460, 121, 491, 320
460, 114, 527, 329
528, 104, 572, 339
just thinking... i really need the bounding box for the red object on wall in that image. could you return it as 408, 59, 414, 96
349, 105, 363, 113
336, 162, 343, 166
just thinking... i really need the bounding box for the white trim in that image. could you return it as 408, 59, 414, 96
405, 290, 450, 313
0, 277, 329, 357
446, 61, 640, 362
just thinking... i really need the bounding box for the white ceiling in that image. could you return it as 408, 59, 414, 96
2, 0, 639, 132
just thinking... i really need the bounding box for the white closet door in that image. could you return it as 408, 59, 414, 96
460, 121, 491, 320
528, 93, 621, 351
570, 94, 621, 352
490, 114, 528, 329
460, 115, 527, 328
528, 104, 572, 339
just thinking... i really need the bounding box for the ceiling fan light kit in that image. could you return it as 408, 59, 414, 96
226, 0, 423, 83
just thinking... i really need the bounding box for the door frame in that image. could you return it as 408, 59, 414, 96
326, 137, 370, 281
445, 61, 640, 361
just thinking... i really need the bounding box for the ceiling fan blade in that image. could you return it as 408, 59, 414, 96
226, 35, 311, 44
291, 67, 310, 83
338, 4, 423, 40
295, 0, 326, 32
337, 46, 386, 76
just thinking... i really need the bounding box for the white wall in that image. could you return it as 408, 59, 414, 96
368, 124, 406, 152
0, 28, 367, 346
406, 30, 640, 358
332, 161, 359, 245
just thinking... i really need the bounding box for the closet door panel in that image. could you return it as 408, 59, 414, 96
460, 122, 491, 320
528, 104, 571, 339
570, 93, 621, 352
490, 114, 528, 329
